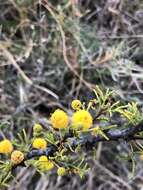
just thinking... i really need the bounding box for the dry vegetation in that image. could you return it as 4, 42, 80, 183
0, 0, 143, 189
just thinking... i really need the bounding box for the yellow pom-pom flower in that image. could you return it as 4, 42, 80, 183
71, 100, 82, 110
0, 139, 13, 154
72, 110, 93, 130
38, 156, 54, 171
11, 150, 24, 165
57, 167, 66, 176
32, 138, 47, 150
33, 123, 43, 133
50, 109, 68, 129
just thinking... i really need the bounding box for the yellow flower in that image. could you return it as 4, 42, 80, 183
50, 109, 68, 129
11, 150, 24, 165
38, 156, 54, 171
0, 139, 13, 154
32, 138, 47, 150
33, 123, 43, 133
72, 110, 93, 130
71, 100, 82, 110
57, 167, 66, 176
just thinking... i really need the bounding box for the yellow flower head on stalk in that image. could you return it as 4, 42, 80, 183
32, 138, 47, 150
11, 150, 24, 165
38, 156, 54, 171
71, 100, 82, 111
57, 167, 66, 176
0, 139, 13, 154
72, 110, 93, 130
50, 109, 69, 129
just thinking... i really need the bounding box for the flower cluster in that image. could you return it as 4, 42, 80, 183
0, 99, 94, 181
1, 87, 142, 187
0, 139, 13, 154
50, 100, 93, 131
72, 109, 93, 130
38, 156, 54, 171
50, 109, 69, 129
0, 139, 24, 165
32, 138, 47, 150
11, 150, 24, 165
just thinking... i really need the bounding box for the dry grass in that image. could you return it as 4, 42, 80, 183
0, 0, 143, 189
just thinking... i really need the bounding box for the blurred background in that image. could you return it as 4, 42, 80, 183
0, 0, 143, 189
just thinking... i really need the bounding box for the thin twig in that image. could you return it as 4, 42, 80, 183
0, 43, 59, 99
95, 160, 132, 190
0, 43, 32, 85
13, 120, 143, 169
41, 0, 94, 90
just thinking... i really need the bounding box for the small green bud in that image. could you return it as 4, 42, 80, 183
57, 167, 66, 176
33, 123, 43, 134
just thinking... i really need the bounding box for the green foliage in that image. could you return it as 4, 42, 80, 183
1, 0, 143, 189
0, 161, 12, 188
13, 129, 30, 152
114, 102, 142, 125
0, 86, 143, 187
